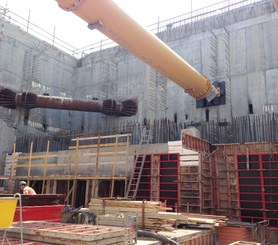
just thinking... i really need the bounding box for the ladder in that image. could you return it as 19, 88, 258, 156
125, 127, 151, 199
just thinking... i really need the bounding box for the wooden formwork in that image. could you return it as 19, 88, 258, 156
0, 236, 50, 245
5, 221, 136, 245
5, 134, 131, 207
179, 165, 201, 213
218, 226, 254, 245
159, 229, 215, 245
190, 140, 278, 222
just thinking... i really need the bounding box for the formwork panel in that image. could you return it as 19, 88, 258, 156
159, 153, 180, 210
135, 155, 152, 201
5, 221, 136, 245
237, 153, 278, 228
219, 226, 253, 245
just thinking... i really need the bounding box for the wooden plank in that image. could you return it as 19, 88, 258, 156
110, 135, 118, 198
89, 206, 161, 213
82, 151, 128, 157
12, 176, 128, 181
27, 141, 34, 185
15, 154, 59, 160
42, 140, 50, 194
71, 134, 131, 141
69, 142, 129, 150
90, 199, 162, 208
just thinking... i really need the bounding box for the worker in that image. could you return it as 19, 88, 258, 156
19, 181, 37, 195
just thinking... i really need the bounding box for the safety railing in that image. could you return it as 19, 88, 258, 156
0, 0, 266, 58
73, 0, 266, 56
0, 6, 77, 57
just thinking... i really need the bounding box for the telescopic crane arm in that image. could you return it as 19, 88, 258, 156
56, 0, 218, 101
273, 0, 278, 11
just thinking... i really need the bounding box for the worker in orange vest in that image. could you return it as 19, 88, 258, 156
19, 181, 37, 195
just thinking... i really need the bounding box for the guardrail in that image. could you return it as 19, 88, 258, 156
0, 0, 265, 58
72, 0, 265, 56
0, 6, 78, 57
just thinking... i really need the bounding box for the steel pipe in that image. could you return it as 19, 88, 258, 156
0, 87, 137, 117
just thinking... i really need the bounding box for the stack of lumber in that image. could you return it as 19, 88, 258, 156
180, 213, 228, 226
89, 199, 174, 231
6, 221, 136, 245
88, 199, 227, 231
89, 199, 166, 214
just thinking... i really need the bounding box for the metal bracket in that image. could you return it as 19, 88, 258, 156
184, 88, 195, 93
57, 0, 85, 11
88, 21, 103, 30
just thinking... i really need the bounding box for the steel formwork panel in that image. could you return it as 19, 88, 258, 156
237, 153, 278, 228
182, 133, 211, 153
134, 154, 152, 201
158, 153, 180, 210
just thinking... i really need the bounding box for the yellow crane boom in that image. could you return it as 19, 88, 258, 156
272, 0, 278, 11
56, 0, 217, 101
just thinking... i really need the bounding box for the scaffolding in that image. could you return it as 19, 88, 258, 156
7, 134, 131, 207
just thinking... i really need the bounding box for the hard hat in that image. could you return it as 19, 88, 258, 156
19, 181, 27, 186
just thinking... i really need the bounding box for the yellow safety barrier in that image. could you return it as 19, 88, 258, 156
0, 193, 23, 245
0, 197, 18, 228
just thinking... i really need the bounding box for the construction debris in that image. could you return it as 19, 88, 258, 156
62, 207, 97, 225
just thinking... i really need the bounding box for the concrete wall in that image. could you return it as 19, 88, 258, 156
0, 0, 278, 161
0, 19, 78, 163
73, 0, 278, 127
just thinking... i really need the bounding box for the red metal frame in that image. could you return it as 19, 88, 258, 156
158, 153, 180, 211
237, 153, 278, 228
134, 154, 152, 201
13, 205, 64, 222
182, 133, 210, 153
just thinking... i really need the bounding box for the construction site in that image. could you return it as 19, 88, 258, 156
0, 0, 278, 244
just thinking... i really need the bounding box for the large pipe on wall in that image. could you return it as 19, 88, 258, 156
0, 87, 137, 117
56, 0, 217, 101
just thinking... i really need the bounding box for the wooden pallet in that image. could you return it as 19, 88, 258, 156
5, 221, 135, 245
0, 236, 49, 245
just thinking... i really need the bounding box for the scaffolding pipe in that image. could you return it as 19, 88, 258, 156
56, 0, 217, 101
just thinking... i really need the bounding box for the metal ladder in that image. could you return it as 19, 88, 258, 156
125, 127, 151, 199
